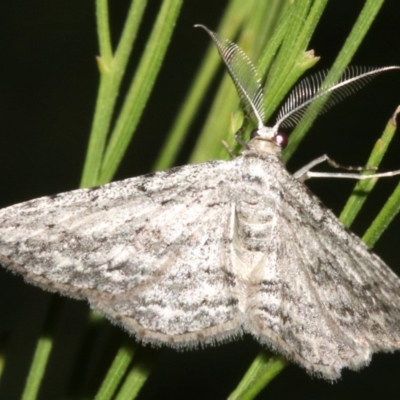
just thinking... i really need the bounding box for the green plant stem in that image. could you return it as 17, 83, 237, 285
363, 178, 400, 247
94, 341, 136, 400
340, 107, 399, 227
81, 0, 148, 188
228, 353, 287, 400
96, 0, 113, 63
21, 297, 64, 400
361, 107, 400, 246
22, 339, 53, 400
114, 348, 160, 400
98, 0, 183, 184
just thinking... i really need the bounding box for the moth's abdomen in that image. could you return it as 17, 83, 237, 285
235, 154, 283, 252
235, 200, 278, 252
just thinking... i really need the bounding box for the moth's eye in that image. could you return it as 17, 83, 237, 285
274, 132, 288, 149
250, 128, 259, 139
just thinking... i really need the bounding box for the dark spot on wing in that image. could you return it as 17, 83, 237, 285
243, 174, 263, 185
227, 298, 239, 306
160, 198, 174, 206
134, 226, 145, 234
136, 183, 148, 192
340, 305, 355, 317
207, 202, 224, 208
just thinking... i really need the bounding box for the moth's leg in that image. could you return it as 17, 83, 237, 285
234, 132, 249, 150
294, 154, 384, 182
233, 109, 252, 150
222, 127, 249, 158
222, 140, 237, 159
222, 119, 250, 158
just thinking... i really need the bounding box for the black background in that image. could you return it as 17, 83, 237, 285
1, 1, 400, 399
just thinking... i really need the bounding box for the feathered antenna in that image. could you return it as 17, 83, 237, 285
195, 24, 265, 129
274, 66, 400, 130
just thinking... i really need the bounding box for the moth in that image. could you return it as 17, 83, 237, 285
1, 24, 400, 380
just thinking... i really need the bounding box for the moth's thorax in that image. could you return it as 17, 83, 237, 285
246, 135, 282, 156
234, 153, 286, 254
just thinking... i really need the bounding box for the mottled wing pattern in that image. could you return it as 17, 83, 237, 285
0, 161, 242, 345
245, 172, 400, 379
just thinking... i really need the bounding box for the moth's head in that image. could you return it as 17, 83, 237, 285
247, 126, 288, 155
